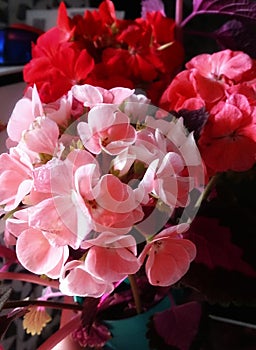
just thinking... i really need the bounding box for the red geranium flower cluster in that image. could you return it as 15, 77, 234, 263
160, 49, 256, 174
23, 0, 184, 105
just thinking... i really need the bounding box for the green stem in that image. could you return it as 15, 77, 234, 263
187, 174, 219, 224
128, 274, 142, 314
2, 299, 83, 311
194, 174, 218, 209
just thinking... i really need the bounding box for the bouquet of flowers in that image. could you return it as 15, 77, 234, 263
1, 0, 256, 349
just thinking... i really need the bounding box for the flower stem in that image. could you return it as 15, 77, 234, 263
175, 0, 183, 27
194, 175, 218, 209
175, 0, 183, 42
3, 299, 83, 311
0, 272, 59, 289
128, 274, 142, 314
37, 314, 81, 350
186, 174, 218, 225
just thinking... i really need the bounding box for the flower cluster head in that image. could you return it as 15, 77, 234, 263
23, 0, 184, 106
1, 83, 203, 298
160, 49, 256, 174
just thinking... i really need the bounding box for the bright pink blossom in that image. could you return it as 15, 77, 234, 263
198, 93, 256, 173
139, 224, 196, 286
186, 49, 253, 83
159, 69, 205, 111
160, 49, 255, 112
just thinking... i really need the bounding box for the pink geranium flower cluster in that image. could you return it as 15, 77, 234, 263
1, 83, 203, 298
160, 49, 256, 174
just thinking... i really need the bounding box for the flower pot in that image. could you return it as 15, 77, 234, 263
103, 296, 171, 350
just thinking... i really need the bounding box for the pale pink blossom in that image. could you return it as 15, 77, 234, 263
7, 85, 43, 143
16, 227, 69, 278
76, 173, 144, 234
23, 116, 59, 155
139, 224, 196, 286
0, 147, 33, 211
9, 150, 99, 252
82, 232, 141, 282
77, 104, 136, 155
7, 85, 72, 145
59, 260, 114, 297
71, 84, 134, 108
28, 151, 100, 248
43, 90, 72, 127
5, 209, 29, 239
153, 152, 191, 207
27, 195, 92, 249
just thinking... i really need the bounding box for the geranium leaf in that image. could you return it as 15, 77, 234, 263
148, 301, 202, 350
182, 201, 256, 304
194, 0, 256, 20
188, 216, 256, 277
182, 0, 256, 27
214, 20, 256, 58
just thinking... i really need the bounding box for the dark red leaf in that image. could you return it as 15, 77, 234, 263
152, 301, 202, 350
188, 216, 256, 278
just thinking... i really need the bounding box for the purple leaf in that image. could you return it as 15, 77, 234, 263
153, 301, 202, 350
182, 0, 256, 27
215, 20, 256, 58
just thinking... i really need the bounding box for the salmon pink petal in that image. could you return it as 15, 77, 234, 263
84, 233, 140, 282
85, 245, 140, 282
146, 237, 196, 286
